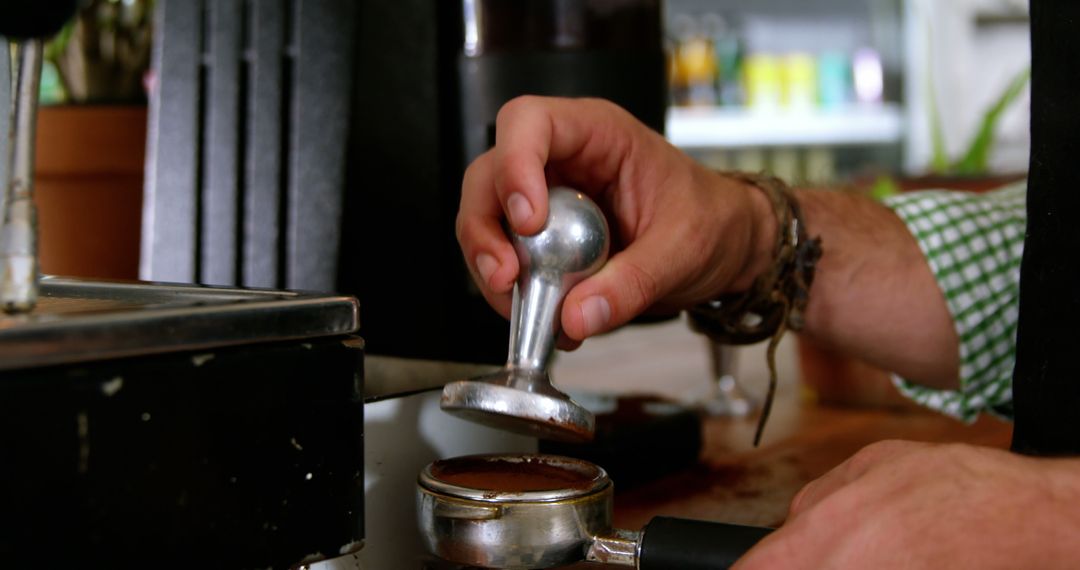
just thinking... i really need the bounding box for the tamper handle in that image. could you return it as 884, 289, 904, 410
440, 187, 608, 442
506, 187, 609, 373
507, 271, 565, 371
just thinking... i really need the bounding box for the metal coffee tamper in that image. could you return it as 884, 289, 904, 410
441, 187, 609, 442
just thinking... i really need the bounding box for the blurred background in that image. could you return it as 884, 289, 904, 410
27, 0, 1032, 411
664, 0, 1029, 187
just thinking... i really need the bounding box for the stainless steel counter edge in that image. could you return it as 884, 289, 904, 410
362, 355, 501, 402
0, 278, 360, 371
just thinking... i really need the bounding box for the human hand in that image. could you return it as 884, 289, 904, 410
456, 96, 776, 346
734, 440, 1080, 569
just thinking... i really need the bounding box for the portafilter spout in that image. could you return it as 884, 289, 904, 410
441, 187, 609, 442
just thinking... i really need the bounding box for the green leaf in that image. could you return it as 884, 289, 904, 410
951, 66, 1031, 176
44, 18, 74, 63
928, 71, 950, 175
870, 174, 901, 201
923, 18, 950, 175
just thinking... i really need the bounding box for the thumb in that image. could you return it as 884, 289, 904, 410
560, 235, 678, 340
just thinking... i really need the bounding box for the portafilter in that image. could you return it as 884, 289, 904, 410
441, 187, 608, 442
417, 453, 773, 569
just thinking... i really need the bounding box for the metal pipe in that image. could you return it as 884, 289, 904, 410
0, 39, 42, 313
587, 529, 642, 566
0, 41, 10, 225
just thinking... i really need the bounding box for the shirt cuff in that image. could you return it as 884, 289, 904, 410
880, 182, 1026, 422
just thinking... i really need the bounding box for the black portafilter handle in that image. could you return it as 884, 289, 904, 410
1, 0, 78, 39
638, 516, 775, 570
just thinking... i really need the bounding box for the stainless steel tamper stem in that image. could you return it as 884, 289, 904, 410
441, 187, 610, 442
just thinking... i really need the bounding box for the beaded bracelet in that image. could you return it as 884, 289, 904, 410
687, 171, 823, 446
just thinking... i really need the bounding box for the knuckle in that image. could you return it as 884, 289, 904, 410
864, 439, 908, 457
846, 442, 888, 474
619, 260, 660, 313
455, 220, 483, 252
788, 482, 815, 517
497, 95, 542, 125
462, 160, 480, 189
845, 439, 916, 476
454, 213, 467, 244
462, 150, 491, 191
583, 96, 620, 114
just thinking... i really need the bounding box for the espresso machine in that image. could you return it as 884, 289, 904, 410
0, 3, 367, 567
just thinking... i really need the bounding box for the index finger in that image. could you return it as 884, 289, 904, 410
457, 150, 519, 318
491, 96, 635, 234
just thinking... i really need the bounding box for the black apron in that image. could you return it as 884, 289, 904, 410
1012, 0, 1080, 455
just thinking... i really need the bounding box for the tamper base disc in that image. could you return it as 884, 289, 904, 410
441, 381, 595, 443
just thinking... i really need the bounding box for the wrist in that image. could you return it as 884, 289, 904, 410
690, 170, 821, 446
690, 169, 823, 338
729, 174, 779, 292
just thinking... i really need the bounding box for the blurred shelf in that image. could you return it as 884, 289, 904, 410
665, 104, 904, 149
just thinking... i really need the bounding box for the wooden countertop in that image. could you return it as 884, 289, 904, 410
423, 389, 1012, 570
553, 394, 1013, 569
545, 319, 1014, 568
610, 398, 1013, 531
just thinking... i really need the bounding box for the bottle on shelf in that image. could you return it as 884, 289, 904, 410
703, 13, 744, 107
781, 52, 817, 112
853, 47, 884, 105
817, 50, 852, 110
669, 13, 717, 107
743, 53, 782, 113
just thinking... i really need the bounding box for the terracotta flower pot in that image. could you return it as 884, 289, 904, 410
34, 104, 147, 280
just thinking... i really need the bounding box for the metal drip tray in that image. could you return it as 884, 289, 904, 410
0, 276, 360, 371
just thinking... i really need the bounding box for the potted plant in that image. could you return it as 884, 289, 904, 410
34, 0, 154, 281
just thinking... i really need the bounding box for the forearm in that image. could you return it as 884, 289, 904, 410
793, 189, 959, 390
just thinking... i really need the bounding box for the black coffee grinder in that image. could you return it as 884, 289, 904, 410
457, 0, 667, 165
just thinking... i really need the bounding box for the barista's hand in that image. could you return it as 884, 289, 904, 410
734, 440, 1080, 569
456, 96, 775, 343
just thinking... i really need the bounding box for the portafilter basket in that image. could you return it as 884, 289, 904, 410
441, 187, 609, 442
417, 453, 774, 570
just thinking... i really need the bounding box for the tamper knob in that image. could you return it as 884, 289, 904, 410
441, 187, 609, 442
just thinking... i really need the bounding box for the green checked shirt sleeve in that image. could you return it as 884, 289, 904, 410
881, 181, 1027, 422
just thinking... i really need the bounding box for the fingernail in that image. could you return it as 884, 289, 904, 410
475, 253, 499, 286
507, 193, 534, 228
580, 296, 611, 337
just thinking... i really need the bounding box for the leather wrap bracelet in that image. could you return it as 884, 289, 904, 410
687, 171, 823, 446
